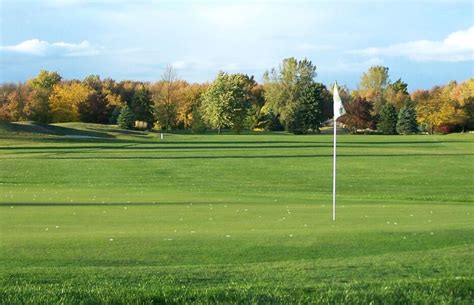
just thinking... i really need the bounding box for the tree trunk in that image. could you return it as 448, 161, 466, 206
218, 126, 221, 135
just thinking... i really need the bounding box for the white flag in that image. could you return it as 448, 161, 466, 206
333, 83, 346, 120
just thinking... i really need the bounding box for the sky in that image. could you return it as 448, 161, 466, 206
0, 0, 473, 90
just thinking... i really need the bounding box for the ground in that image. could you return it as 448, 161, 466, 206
0, 122, 473, 304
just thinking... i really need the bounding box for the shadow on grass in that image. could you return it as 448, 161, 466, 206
14, 153, 474, 160
1, 122, 115, 138
1, 140, 471, 150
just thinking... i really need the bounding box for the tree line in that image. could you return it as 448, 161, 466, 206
1, 58, 473, 134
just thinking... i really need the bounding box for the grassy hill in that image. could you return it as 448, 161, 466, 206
0, 122, 473, 303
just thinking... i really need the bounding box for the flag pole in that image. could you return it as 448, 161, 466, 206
333, 105, 337, 221
332, 81, 345, 221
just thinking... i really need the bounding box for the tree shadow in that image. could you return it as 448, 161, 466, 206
21, 153, 474, 160
1, 122, 114, 138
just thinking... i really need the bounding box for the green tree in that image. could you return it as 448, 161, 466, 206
377, 103, 398, 134
130, 87, 155, 129
117, 105, 135, 129
201, 72, 252, 134
396, 101, 418, 135
263, 57, 317, 130
287, 82, 327, 134
191, 107, 207, 134
25, 70, 62, 123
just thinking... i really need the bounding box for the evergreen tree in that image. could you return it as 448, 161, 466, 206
396, 101, 418, 134
117, 105, 135, 130
377, 103, 398, 134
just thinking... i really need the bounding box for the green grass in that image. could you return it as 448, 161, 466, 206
0, 122, 473, 304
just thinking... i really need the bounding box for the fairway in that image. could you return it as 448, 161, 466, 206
1, 123, 473, 304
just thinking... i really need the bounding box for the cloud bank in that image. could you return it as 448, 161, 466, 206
350, 27, 474, 62
0, 39, 100, 57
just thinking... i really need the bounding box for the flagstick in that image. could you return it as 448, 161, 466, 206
333, 116, 337, 221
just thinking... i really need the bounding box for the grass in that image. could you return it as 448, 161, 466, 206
0, 122, 473, 304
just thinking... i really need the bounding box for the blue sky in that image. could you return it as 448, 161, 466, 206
1, 0, 473, 90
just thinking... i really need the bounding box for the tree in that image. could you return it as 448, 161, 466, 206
28, 70, 62, 91
201, 72, 252, 134
25, 70, 62, 123
49, 82, 90, 123
154, 65, 179, 130
287, 82, 327, 134
130, 86, 154, 129
0, 83, 30, 121
396, 101, 418, 134
263, 57, 317, 130
385, 78, 410, 110
191, 107, 207, 133
176, 83, 208, 129
77, 90, 110, 123
340, 97, 375, 132
414, 80, 474, 133
117, 105, 135, 129
355, 66, 390, 114
377, 103, 398, 134
246, 82, 266, 130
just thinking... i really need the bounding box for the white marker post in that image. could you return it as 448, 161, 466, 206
332, 82, 346, 221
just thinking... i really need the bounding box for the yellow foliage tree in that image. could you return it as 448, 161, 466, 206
49, 82, 91, 123
414, 79, 474, 133
176, 83, 208, 129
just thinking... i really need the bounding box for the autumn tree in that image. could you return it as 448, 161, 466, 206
176, 83, 208, 129
154, 65, 180, 130
340, 97, 375, 132
385, 78, 410, 110
414, 79, 474, 133
49, 82, 90, 123
355, 66, 390, 114
0, 84, 30, 121
26, 70, 62, 123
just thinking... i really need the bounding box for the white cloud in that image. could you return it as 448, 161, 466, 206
350, 26, 474, 62
0, 39, 100, 57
